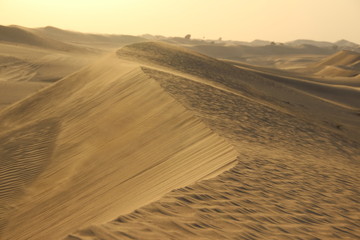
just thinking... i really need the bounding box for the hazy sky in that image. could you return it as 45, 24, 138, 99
1, 0, 359, 43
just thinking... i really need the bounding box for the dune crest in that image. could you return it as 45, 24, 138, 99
0, 53, 237, 239
67, 42, 360, 240
1, 39, 359, 239
313, 50, 360, 77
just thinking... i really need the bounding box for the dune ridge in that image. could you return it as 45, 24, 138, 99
0, 25, 87, 52
1, 40, 359, 240
118, 42, 360, 140
67, 42, 360, 240
0, 52, 237, 239
312, 50, 360, 77
0, 27, 106, 110
315, 50, 360, 68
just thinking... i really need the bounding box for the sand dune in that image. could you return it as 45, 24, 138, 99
316, 65, 359, 77
30, 26, 146, 50
191, 44, 335, 59
241, 66, 360, 109
0, 52, 237, 239
67, 42, 360, 240
315, 50, 360, 68
188, 44, 335, 68
349, 60, 360, 70
312, 50, 360, 77
0, 29, 106, 109
0, 81, 47, 110
118, 43, 360, 137
0, 25, 88, 52
1, 39, 359, 240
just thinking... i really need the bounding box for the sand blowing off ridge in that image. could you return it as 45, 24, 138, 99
0, 52, 237, 239
68, 42, 360, 240
1, 40, 359, 240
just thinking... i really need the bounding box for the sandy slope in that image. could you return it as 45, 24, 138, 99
312, 50, 360, 77
67, 42, 360, 240
0, 81, 47, 110
314, 50, 360, 68
1, 40, 359, 240
31, 26, 146, 50
0, 52, 237, 239
219, 58, 360, 143
316, 65, 359, 77
0, 25, 87, 52
118, 42, 360, 141
0, 42, 99, 109
0, 26, 149, 110
189, 44, 334, 68
0, 27, 106, 109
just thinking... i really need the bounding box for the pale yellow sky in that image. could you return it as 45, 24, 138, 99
1, 0, 359, 43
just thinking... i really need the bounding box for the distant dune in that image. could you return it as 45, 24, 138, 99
313, 50, 360, 77
286, 39, 335, 48
190, 44, 335, 60
316, 65, 359, 77
0, 25, 87, 52
32, 26, 146, 49
315, 50, 360, 67
187, 43, 336, 68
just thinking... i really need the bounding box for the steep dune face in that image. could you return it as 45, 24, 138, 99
117, 42, 272, 99
118, 42, 360, 130
68, 42, 360, 240
117, 42, 245, 82
0, 54, 237, 239
2, 40, 359, 240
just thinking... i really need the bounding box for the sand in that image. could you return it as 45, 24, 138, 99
312, 50, 360, 78
0, 27, 359, 240
0, 26, 110, 110
0, 53, 237, 239
67, 42, 360, 240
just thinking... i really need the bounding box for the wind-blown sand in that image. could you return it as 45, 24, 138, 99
0, 52, 237, 239
0, 36, 359, 240
63, 42, 360, 239
0, 26, 108, 110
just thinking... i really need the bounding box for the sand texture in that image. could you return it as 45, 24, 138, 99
0, 33, 359, 240
65, 42, 360, 239
0, 52, 237, 239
